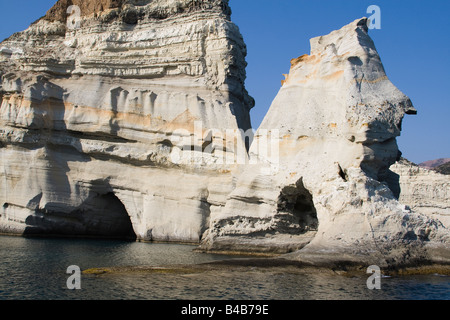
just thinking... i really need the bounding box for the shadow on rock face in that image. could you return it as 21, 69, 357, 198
24, 191, 137, 241
277, 179, 319, 234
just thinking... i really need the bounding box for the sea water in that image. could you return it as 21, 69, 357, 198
0, 235, 448, 300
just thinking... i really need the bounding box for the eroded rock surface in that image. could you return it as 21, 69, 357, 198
390, 158, 450, 228
0, 0, 252, 242
1, 2, 448, 268
200, 18, 450, 267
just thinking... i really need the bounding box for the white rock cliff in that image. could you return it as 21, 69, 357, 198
200, 18, 450, 267
390, 159, 449, 228
0, 0, 253, 242
0, 1, 449, 268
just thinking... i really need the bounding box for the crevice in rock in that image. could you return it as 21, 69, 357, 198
67, 129, 137, 144
338, 164, 348, 182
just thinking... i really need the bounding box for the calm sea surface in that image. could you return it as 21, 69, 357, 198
0, 235, 448, 300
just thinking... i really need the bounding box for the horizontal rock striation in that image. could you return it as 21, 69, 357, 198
0, 0, 253, 242
390, 158, 450, 228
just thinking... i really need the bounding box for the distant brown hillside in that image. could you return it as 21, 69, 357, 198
419, 158, 450, 169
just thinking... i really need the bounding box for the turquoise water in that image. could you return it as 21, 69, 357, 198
0, 236, 448, 300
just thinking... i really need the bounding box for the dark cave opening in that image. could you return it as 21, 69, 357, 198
85, 192, 137, 241
24, 192, 137, 241
276, 179, 319, 234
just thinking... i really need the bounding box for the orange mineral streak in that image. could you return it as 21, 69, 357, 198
282, 54, 324, 86
323, 70, 344, 81
290, 54, 310, 68
329, 123, 337, 128
3, 96, 210, 136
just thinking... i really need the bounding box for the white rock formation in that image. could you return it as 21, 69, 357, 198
390, 158, 450, 228
0, 1, 448, 268
200, 18, 450, 267
0, 0, 253, 242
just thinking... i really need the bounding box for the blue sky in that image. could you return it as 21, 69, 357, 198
1, 0, 449, 164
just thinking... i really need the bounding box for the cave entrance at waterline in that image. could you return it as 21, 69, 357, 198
82, 192, 137, 241
24, 191, 137, 241
276, 179, 319, 237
